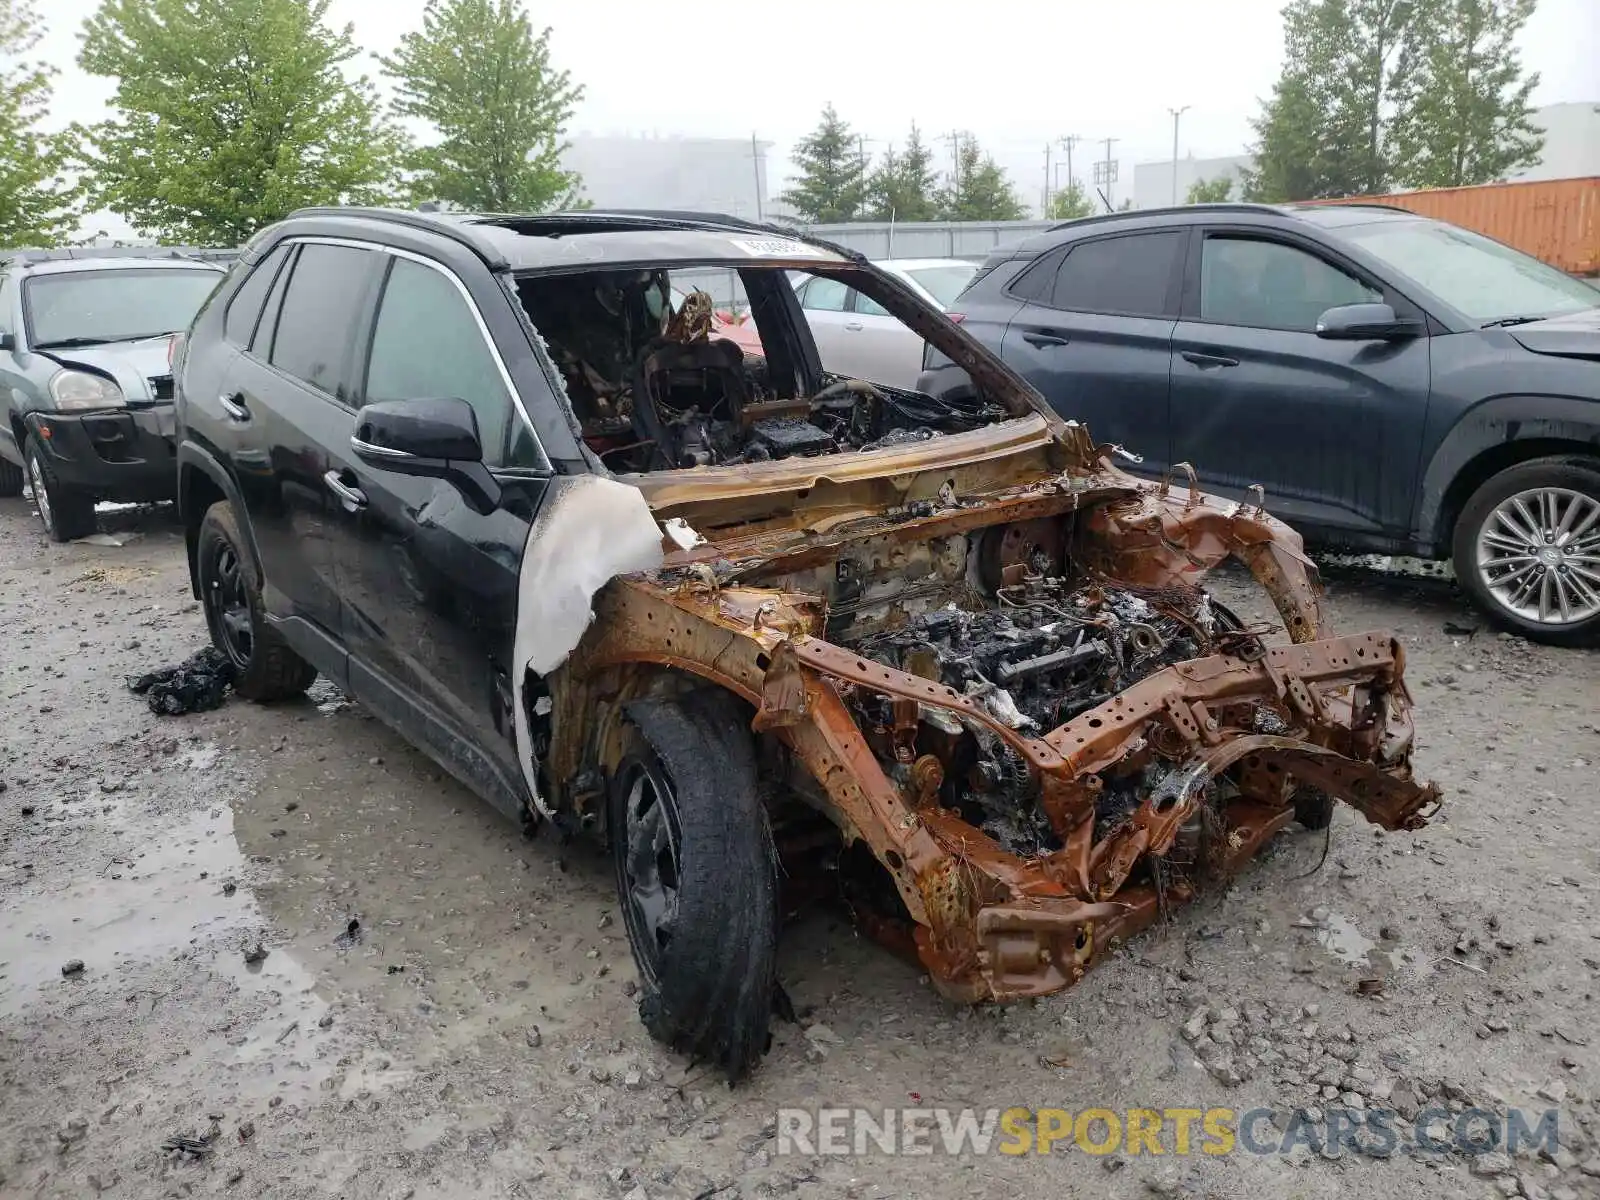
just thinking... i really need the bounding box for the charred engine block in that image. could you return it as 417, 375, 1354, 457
848, 573, 1231, 854
854, 577, 1212, 731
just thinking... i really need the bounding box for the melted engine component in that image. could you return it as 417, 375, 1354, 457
854, 577, 1208, 731
848, 572, 1227, 855
517, 270, 1005, 472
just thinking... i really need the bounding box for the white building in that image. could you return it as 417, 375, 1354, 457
1129, 100, 1599, 208
559, 134, 770, 220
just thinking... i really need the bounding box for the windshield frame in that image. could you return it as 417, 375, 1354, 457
22, 266, 223, 350
1335, 217, 1600, 329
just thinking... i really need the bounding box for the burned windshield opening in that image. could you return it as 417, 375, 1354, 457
513, 263, 1010, 474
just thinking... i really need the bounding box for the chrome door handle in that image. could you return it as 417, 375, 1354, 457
844, 320, 864, 331
323, 470, 367, 509
219, 393, 250, 421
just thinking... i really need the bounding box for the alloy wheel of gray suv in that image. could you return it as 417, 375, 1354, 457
25, 434, 97, 542
1454, 456, 1600, 646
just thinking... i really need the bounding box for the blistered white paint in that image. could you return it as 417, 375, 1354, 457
662, 517, 706, 550
513, 476, 666, 812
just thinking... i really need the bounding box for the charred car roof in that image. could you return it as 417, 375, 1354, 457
276, 207, 856, 274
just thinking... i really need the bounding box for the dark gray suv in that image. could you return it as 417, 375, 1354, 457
0, 251, 225, 540
919, 204, 1600, 644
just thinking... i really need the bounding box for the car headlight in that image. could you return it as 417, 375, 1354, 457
50, 370, 126, 411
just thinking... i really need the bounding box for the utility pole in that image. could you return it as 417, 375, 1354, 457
1056, 134, 1080, 215
1042, 141, 1052, 216
1168, 106, 1190, 205
750, 131, 764, 221
1093, 137, 1120, 211
940, 130, 962, 213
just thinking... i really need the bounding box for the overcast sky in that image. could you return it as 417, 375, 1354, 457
33, 0, 1600, 234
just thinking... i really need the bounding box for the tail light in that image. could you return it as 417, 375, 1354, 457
946, 312, 965, 324
167, 332, 183, 369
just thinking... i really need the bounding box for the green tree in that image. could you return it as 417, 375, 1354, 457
1245, 0, 1425, 201
1389, 0, 1543, 188
936, 135, 1026, 221
78, 0, 405, 244
1186, 176, 1235, 203
0, 0, 79, 246
779, 104, 867, 224
381, 0, 583, 211
1046, 178, 1093, 220
864, 124, 940, 222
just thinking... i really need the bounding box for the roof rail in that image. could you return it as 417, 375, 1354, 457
285, 206, 514, 270
1046, 202, 1284, 232
284, 205, 868, 269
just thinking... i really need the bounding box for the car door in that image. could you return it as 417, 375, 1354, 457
222, 241, 381, 644
795, 276, 860, 378
998, 229, 1186, 471
1168, 229, 1432, 539
848, 289, 927, 389
326, 250, 545, 795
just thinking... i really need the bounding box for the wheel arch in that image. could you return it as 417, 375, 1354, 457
177, 444, 260, 599
1416, 398, 1600, 553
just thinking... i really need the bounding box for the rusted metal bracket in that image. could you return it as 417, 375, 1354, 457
784, 637, 1067, 771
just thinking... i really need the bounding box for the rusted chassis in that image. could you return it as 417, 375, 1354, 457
554, 475, 1441, 1005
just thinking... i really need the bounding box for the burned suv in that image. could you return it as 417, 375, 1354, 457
175, 208, 1438, 1079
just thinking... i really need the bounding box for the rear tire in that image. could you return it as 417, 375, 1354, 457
25, 434, 97, 542
1452, 457, 1600, 647
0, 455, 22, 498
610, 691, 778, 1082
197, 500, 317, 702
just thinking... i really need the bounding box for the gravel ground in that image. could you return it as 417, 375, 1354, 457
2, 495, 1599, 1200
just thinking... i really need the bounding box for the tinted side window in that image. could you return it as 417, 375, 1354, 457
366, 257, 521, 466
1200, 236, 1380, 332
1047, 232, 1184, 318
1006, 250, 1066, 302
252, 246, 296, 356
801, 277, 848, 312
268, 244, 373, 397
224, 245, 289, 345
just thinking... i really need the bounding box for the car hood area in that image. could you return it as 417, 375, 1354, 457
36, 336, 176, 404
1507, 304, 1600, 361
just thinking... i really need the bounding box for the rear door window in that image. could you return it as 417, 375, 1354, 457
224, 245, 290, 346
1046, 232, 1185, 317
800, 277, 849, 312
268, 244, 375, 399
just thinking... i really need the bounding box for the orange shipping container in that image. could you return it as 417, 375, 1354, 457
1309, 177, 1600, 276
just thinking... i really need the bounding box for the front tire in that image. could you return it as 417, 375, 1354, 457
1452, 457, 1600, 646
197, 500, 317, 702
25, 434, 97, 542
609, 692, 778, 1082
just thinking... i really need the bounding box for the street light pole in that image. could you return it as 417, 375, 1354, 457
1168, 105, 1190, 205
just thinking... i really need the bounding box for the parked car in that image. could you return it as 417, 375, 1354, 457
918, 203, 1600, 644
795, 257, 977, 388
175, 207, 1434, 1078
0, 251, 226, 540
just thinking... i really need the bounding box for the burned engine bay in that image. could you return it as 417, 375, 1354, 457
801, 518, 1268, 860
516, 269, 1002, 472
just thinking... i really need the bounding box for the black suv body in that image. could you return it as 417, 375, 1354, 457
918, 204, 1600, 643
174, 207, 1438, 1078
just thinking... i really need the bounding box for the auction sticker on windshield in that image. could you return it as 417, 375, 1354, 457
729, 237, 827, 258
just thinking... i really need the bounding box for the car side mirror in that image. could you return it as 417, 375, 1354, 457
1315, 303, 1423, 341
350, 397, 501, 513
